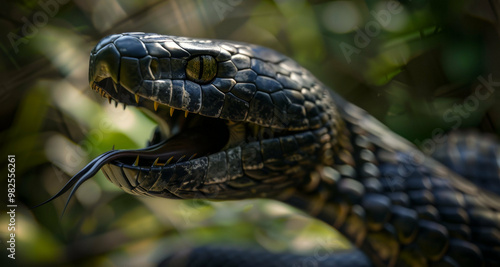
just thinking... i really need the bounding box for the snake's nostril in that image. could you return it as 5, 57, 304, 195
89, 43, 121, 85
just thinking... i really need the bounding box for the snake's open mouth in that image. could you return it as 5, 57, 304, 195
91, 77, 232, 167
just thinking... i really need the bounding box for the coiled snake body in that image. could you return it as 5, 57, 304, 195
43, 33, 500, 266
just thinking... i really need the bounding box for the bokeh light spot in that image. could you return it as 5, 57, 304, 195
322, 2, 361, 34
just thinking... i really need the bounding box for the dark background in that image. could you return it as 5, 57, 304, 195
1, 0, 499, 266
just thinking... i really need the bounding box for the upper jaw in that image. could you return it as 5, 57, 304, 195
92, 77, 172, 116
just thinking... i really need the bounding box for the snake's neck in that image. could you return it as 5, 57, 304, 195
278, 117, 381, 233
276, 105, 411, 266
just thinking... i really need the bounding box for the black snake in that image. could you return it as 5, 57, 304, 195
40, 33, 500, 267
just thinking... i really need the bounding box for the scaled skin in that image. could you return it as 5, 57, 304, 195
47, 33, 500, 267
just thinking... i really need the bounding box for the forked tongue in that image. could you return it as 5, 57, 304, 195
33, 125, 227, 217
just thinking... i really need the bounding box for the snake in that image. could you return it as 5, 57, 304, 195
39, 32, 500, 266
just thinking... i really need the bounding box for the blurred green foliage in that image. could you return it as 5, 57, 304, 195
1, 0, 499, 266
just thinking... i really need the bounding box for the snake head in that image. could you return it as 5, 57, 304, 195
40, 33, 342, 211
89, 32, 340, 129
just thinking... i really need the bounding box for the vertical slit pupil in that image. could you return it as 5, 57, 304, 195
186, 55, 216, 84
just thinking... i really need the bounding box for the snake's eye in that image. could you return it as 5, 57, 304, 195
186, 55, 217, 84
